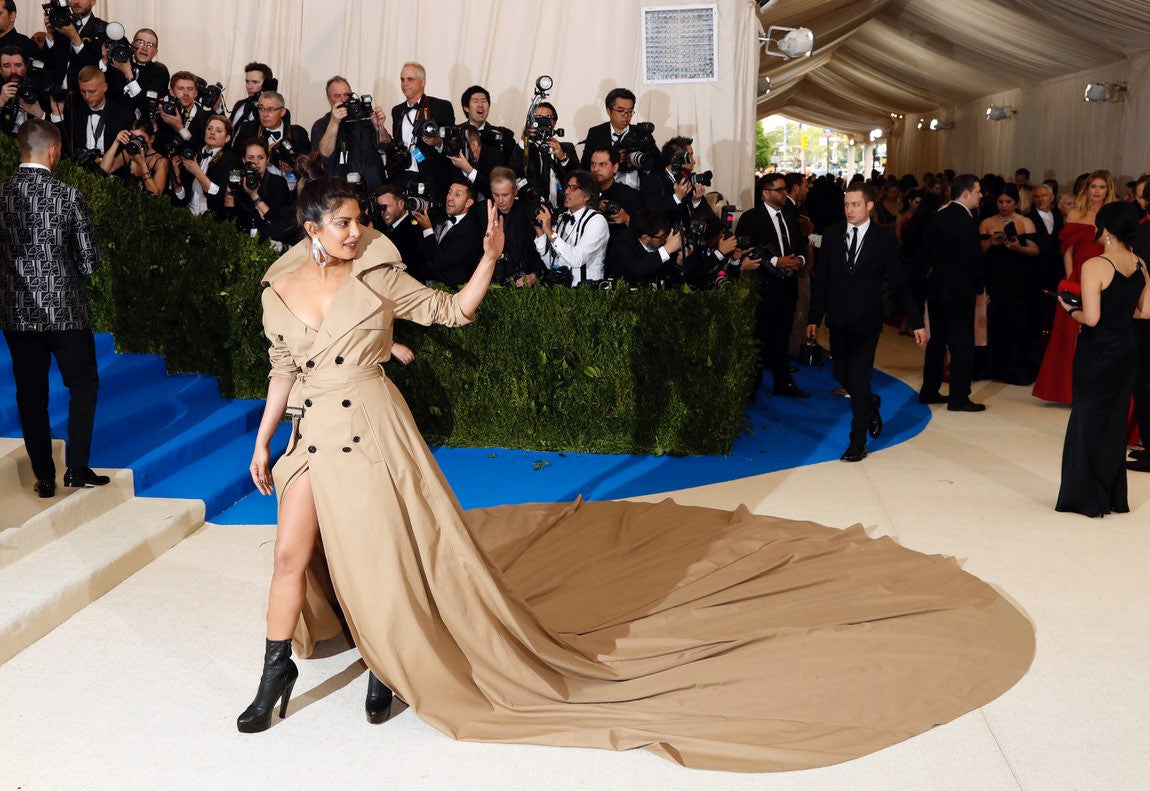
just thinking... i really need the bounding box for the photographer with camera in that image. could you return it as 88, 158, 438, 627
0, 2, 36, 60
98, 117, 167, 195
0, 45, 54, 135
521, 101, 576, 208
222, 138, 297, 245
640, 135, 709, 225
154, 70, 207, 153
388, 62, 454, 172
232, 90, 310, 183
488, 166, 544, 286
101, 27, 169, 120
310, 75, 385, 191
604, 207, 682, 286
170, 114, 240, 218
371, 183, 428, 282
587, 145, 641, 231
580, 88, 658, 190
411, 177, 483, 286
442, 84, 517, 195
534, 170, 608, 286
42, 0, 104, 93
57, 64, 130, 158
229, 62, 273, 130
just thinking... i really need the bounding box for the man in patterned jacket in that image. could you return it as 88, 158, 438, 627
0, 117, 107, 496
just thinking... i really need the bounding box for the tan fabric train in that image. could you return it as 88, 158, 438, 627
260, 230, 1035, 773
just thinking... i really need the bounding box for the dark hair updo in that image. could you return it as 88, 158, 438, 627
297, 177, 359, 229
1094, 200, 1140, 247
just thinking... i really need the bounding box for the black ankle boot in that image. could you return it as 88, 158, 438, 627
365, 671, 394, 724
237, 639, 299, 733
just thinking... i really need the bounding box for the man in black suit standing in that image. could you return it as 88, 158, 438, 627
488, 167, 544, 285
373, 183, 428, 282
639, 135, 708, 226
1128, 219, 1150, 473
579, 87, 657, 190
0, 1, 37, 61
807, 184, 928, 461
413, 178, 483, 286
231, 90, 311, 171
520, 101, 577, 208
0, 118, 108, 496
735, 172, 808, 398
58, 65, 131, 157
311, 75, 386, 190
919, 173, 987, 411
1027, 181, 1064, 345
42, 0, 104, 94
102, 27, 169, 120
387, 62, 454, 190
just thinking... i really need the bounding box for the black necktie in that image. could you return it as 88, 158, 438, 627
847, 226, 858, 271
776, 211, 791, 255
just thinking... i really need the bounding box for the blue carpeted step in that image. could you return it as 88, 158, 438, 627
138, 420, 292, 518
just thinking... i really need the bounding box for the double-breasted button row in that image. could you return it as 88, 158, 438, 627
304, 398, 312, 407
305, 360, 315, 368
335, 356, 344, 365
342, 399, 352, 408
307, 445, 317, 453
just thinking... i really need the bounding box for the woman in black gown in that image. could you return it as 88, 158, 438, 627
1056, 202, 1150, 516
980, 185, 1041, 384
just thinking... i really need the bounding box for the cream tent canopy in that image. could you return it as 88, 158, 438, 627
757, 0, 1150, 180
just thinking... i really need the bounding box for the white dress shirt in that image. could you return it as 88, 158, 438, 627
534, 206, 609, 285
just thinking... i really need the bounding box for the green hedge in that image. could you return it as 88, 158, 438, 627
0, 135, 758, 455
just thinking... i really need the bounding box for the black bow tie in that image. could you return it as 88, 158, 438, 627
267, 131, 281, 141
89, 108, 103, 116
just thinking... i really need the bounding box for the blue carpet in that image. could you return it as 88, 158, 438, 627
0, 333, 930, 524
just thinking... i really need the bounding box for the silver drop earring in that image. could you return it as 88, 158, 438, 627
311, 236, 329, 267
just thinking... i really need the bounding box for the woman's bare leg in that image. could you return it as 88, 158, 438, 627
265, 470, 319, 640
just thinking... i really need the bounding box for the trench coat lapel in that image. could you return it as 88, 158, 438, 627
260, 227, 407, 359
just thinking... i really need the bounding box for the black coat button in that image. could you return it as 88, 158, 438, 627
277, 334, 283, 341
335, 356, 344, 364
307, 445, 317, 453
353, 436, 360, 443
342, 399, 351, 408
304, 399, 312, 407
342, 447, 351, 453
305, 360, 315, 368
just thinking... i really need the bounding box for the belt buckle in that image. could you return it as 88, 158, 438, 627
284, 405, 304, 420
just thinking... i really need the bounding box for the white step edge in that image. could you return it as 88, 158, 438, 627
0, 496, 205, 666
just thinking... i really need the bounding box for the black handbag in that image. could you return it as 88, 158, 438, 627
799, 338, 825, 368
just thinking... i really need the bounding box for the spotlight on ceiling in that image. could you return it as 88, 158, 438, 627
986, 106, 1016, 121
929, 118, 954, 131
760, 26, 815, 60
756, 0, 779, 12
889, 112, 905, 120
869, 128, 884, 141
848, 138, 857, 147
757, 75, 771, 97
1084, 82, 1128, 103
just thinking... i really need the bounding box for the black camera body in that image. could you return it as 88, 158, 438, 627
616, 122, 656, 173
42, 1, 76, 30
268, 138, 296, 168
108, 38, 133, 64
196, 78, 223, 110
241, 166, 260, 192
159, 96, 180, 117
339, 93, 375, 122
73, 148, 102, 169
441, 125, 466, 158
160, 138, 198, 161
378, 141, 412, 172
17, 58, 66, 105
403, 180, 442, 214
528, 117, 564, 145
123, 134, 146, 157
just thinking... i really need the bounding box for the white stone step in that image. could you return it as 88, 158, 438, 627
0, 437, 133, 571
0, 496, 205, 665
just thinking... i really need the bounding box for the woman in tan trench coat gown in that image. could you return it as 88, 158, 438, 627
237, 178, 1036, 773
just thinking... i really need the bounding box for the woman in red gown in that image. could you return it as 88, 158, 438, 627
1033, 170, 1118, 403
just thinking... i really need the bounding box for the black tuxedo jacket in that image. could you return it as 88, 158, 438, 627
1027, 206, 1065, 288
926, 202, 985, 306
520, 140, 578, 205
154, 103, 210, 155
735, 204, 801, 281
60, 97, 134, 157
227, 171, 296, 241
420, 212, 484, 286
383, 213, 429, 283
105, 60, 171, 119
389, 94, 455, 148
579, 122, 659, 170
639, 169, 701, 225
599, 181, 642, 220
605, 230, 667, 284
781, 198, 809, 257
0, 28, 37, 62
494, 200, 544, 282
171, 146, 243, 216
308, 111, 383, 190
231, 121, 312, 158
45, 14, 106, 92
810, 222, 922, 333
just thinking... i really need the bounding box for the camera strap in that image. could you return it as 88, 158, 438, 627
86, 111, 106, 150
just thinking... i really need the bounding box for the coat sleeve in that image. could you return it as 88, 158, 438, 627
377, 267, 473, 328
261, 288, 301, 381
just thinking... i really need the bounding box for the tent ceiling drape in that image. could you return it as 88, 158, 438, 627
757, 0, 1150, 135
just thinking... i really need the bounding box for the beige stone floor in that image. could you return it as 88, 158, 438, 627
2, 328, 1147, 790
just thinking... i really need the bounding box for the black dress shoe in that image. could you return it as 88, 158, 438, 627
63, 468, 111, 488
774, 383, 811, 399
947, 400, 987, 413
1129, 448, 1148, 461
1126, 457, 1150, 473
868, 394, 883, 439
365, 671, 394, 724
840, 444, 867, 462
918, 392, 947, 405
34, 479, 56, 498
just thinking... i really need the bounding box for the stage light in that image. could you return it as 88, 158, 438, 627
1084, 82, 1127, 102
986, 106, 1016, 121
869, 128, 884, 141
757, 0, 779, 12
928, 118, 954, 131
757, 75, 771, 96
760, 26, 815, 60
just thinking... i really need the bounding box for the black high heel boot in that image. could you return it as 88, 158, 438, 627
365, 671, 394, 724
237, 638, 299, 733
